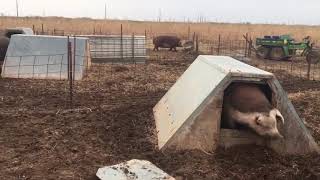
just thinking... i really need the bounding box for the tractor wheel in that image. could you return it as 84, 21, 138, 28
306, 50, 320, 64
256, 46, 270, 59
270, 47, 285, 61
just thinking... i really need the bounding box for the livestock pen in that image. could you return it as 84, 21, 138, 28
1, 30, 320, 179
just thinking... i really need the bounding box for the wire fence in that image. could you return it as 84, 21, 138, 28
32, 24, 251, 56
247, 58, 320, 81
1, 27, 320, 109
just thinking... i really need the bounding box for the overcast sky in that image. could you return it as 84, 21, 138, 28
0, 0, 319, 25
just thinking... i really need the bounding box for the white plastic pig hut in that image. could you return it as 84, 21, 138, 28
1, 34, 91, 80
153, 55, 319, 155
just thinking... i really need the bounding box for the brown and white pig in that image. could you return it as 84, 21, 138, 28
221, 82, 284, 139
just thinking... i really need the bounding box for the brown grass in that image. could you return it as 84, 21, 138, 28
0, 16, 320, 41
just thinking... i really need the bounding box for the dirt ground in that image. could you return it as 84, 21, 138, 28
1, 51, 320, 180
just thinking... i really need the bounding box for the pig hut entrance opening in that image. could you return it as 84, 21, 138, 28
219, 81, 274, 148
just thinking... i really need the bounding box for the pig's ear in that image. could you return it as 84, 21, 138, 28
271, 109, 284, 124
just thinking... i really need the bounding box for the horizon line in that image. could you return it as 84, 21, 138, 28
1, 15, 319, 27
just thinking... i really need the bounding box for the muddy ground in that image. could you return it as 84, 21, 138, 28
0, 51, 320, 179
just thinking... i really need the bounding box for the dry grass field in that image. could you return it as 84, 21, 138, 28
1, 16, 320, 41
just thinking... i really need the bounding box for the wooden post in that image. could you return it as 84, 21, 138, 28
32, 25, 35, 34
192, 32, 196, 43
41, 24, 44, 35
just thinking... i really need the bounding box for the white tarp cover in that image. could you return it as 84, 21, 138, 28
96, 159, 175, 180
1, 34, 90, 80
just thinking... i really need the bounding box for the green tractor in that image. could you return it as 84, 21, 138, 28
255, 35, 318, 63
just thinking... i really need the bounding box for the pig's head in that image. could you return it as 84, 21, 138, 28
231, 108, 285, 139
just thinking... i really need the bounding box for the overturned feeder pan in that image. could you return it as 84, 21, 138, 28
153, 55, 319, 155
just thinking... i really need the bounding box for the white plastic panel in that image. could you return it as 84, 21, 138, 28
154, 56, 227, 148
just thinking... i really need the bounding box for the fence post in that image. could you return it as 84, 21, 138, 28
120, 24, 123, 61
192, 32, 196, 43
217, 34, 221, 55
195, 34, 199, 54
248, 37, 252, 57
46, 55, 50, 79
244, 33, 248, 57
73, 36, 76, 82
41, 24, 44, 35
188, 25, 191, 40
32, 25, 35, 34
17, 56, 22, 78
67, 36, 73, 107
307, 62, 311, 80
32, 55, 36, 79
132, 33, 135, 63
